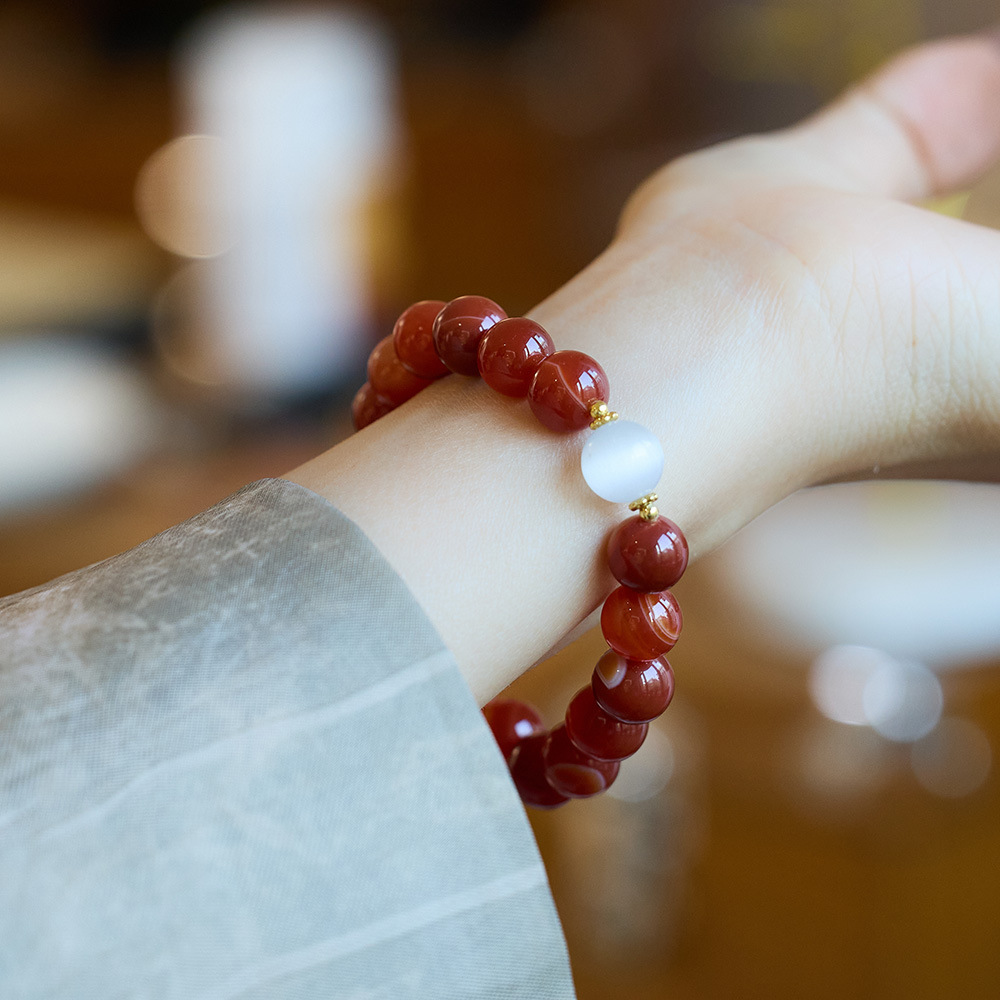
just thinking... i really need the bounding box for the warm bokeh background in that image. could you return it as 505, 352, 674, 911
2, 2, 1000, 997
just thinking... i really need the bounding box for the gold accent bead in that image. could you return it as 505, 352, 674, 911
628, 492, 658, 510
588, 400, 619, 430
629, 492, 659, 521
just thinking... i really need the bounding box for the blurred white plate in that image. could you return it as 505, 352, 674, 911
707, 480, 1000, 668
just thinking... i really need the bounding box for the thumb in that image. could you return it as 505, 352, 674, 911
788, 29, 1000, 200
620, 29, 1000, 234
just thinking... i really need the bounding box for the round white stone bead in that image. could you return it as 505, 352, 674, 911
580, 419, 664, 503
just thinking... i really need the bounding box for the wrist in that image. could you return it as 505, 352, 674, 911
285, 242, 815, 701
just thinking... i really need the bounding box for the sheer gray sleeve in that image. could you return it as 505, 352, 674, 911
0, 479, 574, 1000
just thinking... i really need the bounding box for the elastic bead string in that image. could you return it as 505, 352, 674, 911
353, 296, 689, 809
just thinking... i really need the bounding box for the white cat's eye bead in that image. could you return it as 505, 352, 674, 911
580, 419, 664, 503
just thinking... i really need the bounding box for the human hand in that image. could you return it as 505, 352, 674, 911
288, 31, 1000, 701
616, 29, 1000, 487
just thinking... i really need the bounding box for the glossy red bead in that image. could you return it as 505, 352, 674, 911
592, 650, 675, 723
367, 335, 435, 406
564, 686, 648, 761
527, 350, 609, 432
601, 585, 682, 660
607, 514, 689, 592
392, 299, 449, 378
432, 295, 507, 376
509, 733, 569, 809
351, 382, 393, 430
542, 724, 620, 798
482, 698, 544, 762
477, 317, 554, 397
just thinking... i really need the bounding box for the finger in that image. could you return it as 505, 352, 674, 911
788, 30, 1000, 200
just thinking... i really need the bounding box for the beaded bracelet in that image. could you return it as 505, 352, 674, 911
352, 295, 689, 809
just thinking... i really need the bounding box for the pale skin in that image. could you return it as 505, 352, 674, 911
286, 31, 1000, 704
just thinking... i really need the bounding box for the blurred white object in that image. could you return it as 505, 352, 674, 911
166, 5, 398, 398
709, 481, 1000, 668
135, 135, 233, 260
809, 645, 943, 742
860, 655, 943, 742
0, 338, 159, 513
809, 644, 883, 726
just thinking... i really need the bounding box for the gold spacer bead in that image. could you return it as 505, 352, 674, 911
628, 492, 658, 511
588, 400, 619, 430
628, 492, 659, 521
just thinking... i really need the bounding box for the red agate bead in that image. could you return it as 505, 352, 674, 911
351, 382, 393, 430
607, 514, 689, 592
592, 650, 675, 723
433, 295, 507, 376
482, 698, 544, 762
392, 299, 449, 378
564, 686, 648, 761
601, 585, 682, 660
367, 335, 435, 407
510, 733, 569, 809
543, 724, 620, 797
477, 317, 554, 397
527, 350, 609, 432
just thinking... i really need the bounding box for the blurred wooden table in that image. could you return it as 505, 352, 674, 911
0, 427, 333, 598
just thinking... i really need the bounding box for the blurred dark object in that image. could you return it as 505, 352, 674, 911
401, 0, 545, 42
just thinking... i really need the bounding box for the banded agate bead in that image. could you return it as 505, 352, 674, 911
565, 686, 648, 761
601, 586, 682, 660
510, 733, 570, 809
527, 350, 609, 432
367, 335, 435, 407
433, 295, 506, 376
351, 382, 393, 430
483, 698, 544, 762
543, 724, 620, 797
607, 514, 688, 592
392, 299, 449, 378
592, 651, 675, 723
477, 317, 554, 396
